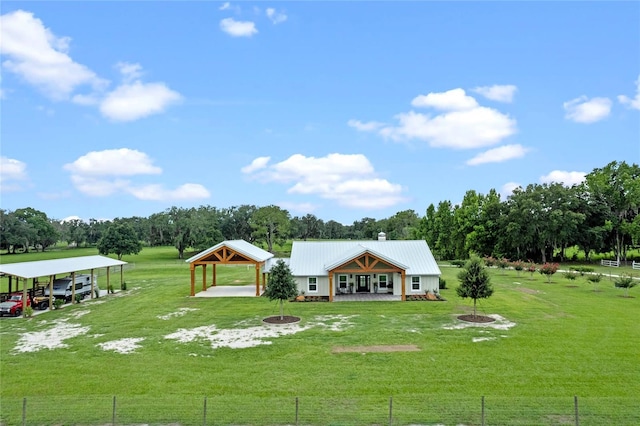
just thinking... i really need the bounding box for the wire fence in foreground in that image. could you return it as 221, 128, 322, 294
1, 395, 639, 425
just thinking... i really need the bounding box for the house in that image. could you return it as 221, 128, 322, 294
282, 232, 441, 301
187, 233, 441, 301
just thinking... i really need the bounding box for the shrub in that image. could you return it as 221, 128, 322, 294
511, 260, 525, 276
496, 257, 510, 274
107, 284, 114, 294
121, 281, 127, 291
439, 277, 447, 290
526, 262, 537, 279
483, 256, 496, 267
614, 274, 637, 298
563, 271, 577, 281
450, 260, 466, 268
24, 306, 34, 318
586, 273, 603, 291
538, 262, 559, 283
75, 294, 83, 304
53, 298, 65, 309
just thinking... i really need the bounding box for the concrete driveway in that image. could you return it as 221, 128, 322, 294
194, 285, 262, 298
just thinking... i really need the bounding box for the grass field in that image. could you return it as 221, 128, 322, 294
0, 246, 639, 425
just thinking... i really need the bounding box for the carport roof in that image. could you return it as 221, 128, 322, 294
0, 255, 127, 279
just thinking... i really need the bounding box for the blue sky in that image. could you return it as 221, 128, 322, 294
1, 1, 639, 225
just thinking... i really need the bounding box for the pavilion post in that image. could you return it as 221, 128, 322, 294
212, 264, 216, 287
22, 278, 27, 317
202, 264, 207, 292
255, 264, 260, 296
71, 271, 76, 304
90, 268, 95, 299
190, 264, 195, 296
49, 275, 54, 309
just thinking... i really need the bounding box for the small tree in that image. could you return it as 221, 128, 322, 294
586, 273, 603, 292
456, 255, 493, 319
526, 262, 537, 279
614, 274, 637, 298
264, 259, 298, 320
511, 260, 525, 277
538, 262, 559, 283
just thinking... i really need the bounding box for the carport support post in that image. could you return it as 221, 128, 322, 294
90, 268, 95, 299
120, 265, 123, 289
255, 263, 260, 296
48, 275, 54, 309
22, 279, 27, 317
202, 264, 207, 292
212, 264, 216, 287
106, 267, 111, 293
71, 271, 76, 304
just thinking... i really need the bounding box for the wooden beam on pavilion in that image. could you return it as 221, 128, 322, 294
212, 264, 216, 287
202, 264, 207, 292
190, 264, 195, 296
71, 271, 76, 304
49, 275, 54, 309
255, 263, 260, 296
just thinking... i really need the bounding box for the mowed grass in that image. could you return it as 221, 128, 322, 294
0, 247, 639, 425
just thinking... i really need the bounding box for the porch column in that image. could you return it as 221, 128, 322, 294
329, 275, 333, 302
212, 264, 217, 287
190, 264, 195, 296
202, 264, 207, 292
401, 271, 406, 301
255, 264, 260, 296
262, 271, 266, 291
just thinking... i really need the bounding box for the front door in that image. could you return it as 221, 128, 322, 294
356, 275, 370, 293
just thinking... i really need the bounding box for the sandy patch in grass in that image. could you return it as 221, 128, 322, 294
165, 315, 357, 351
516, 287, 539, 294
165, 323, 313, 349
443, 314, 516, 331
13, 320, 90, 353
98, 337, 145, 354
158, 307, 199, 320
68, 310, 90, 319
472, 337, 497, 343
332, 344, 420, 353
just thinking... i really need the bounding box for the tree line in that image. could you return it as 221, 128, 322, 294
1, 161, 638, 262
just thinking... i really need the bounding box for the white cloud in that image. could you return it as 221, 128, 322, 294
60, 216, 82, 223
64, 148, 210, 201
500, 182, 521, 199
278, 202, 318, 214
472, 85, 517, 103
266, 8, 287, 24
466, 144, 529, 166
0, 156, 28, 192
379, 108, 516, 149
63, 148, 162, 176
347, 119, 385, 132
244, 153, 406, 209
126, 183, 210, 201
563, 96, 611, 123
220, 18, 258, 37
99, 81, 182, 122
539, 170, 586, 186
115, 62, 143, 83
363, 88, 516, 149
0, 10, 107, 100
411, 88, 478, 110
219, 2, 231, 10
241, 156, 270, 173
618, 75, 640, 110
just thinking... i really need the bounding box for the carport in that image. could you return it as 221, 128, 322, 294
0, 255, 127, 317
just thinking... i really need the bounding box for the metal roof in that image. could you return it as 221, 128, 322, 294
263, 257, 290, 273
289, 240, 441, 276
0, 255, 127, 279
185, 240, 274, 263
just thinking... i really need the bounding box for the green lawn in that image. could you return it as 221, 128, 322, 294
1, 247, 638, 425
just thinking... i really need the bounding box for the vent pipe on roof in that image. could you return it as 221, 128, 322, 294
378, 232, 386, 241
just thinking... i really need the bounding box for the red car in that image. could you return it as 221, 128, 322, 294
0, 293, 32, 317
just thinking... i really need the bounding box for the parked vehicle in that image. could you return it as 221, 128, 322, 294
0, 293, 32, 317
43, 274, 96, 302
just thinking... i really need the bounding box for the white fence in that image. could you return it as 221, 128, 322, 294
633, 261, 640, 270
601, 259, 619, 267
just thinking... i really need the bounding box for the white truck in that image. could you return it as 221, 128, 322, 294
44, 274, 96, 302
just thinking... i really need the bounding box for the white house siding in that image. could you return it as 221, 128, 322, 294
405, 275, 439, 294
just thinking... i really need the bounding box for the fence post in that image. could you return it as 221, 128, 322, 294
112, 395, 117, 426
22, 397, 26, 426
295, 397, 299, 426
389, 396, 393, 426
574, 395, 579, 426
203, 396, 207, 426
481, 396, 485, 426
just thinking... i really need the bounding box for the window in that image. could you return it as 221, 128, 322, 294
308, 277, 318, 293
411, 276, 421, 291
338, 275, 347, 289
378, 274, 388, 288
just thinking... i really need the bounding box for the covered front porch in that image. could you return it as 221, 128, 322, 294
333, 292, 402, 302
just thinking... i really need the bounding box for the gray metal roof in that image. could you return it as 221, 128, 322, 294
289, 240, 441, 276
0, 255, 127, 279
185, 240, 274, 263
263, 257, 290, 273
